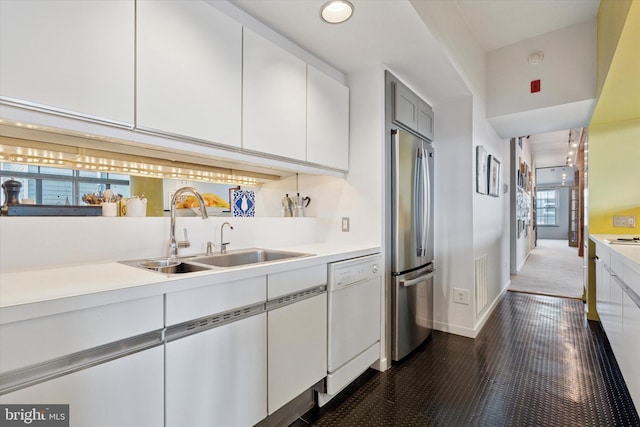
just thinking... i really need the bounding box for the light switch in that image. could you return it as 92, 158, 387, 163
341, 217, 350, 232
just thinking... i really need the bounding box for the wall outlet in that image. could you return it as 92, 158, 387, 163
341, 217, 350, 232
453, 288, 470, 305
613, 215, 636, 228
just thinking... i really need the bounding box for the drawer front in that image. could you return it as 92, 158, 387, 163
268, 264, 327, 300
165, 275, 266, 325
0, 295, 163, 374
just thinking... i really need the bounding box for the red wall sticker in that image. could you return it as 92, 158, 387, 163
531, 80, 541, 93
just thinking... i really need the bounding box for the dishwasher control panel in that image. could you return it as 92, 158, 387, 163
328, 254, 382, 291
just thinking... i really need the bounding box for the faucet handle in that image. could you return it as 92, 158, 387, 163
178, 227, 190, 249
206, 241, 215, 255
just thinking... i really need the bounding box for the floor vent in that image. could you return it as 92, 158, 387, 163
475, 255, 488, 314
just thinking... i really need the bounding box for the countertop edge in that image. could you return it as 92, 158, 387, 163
590, 234, 640, 269
0, 244, 381, 324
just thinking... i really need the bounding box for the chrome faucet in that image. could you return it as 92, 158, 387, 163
169, 187, 208, 258
220, 222, 233, 254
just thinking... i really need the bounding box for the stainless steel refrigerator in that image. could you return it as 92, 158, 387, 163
391, 128, 435, 361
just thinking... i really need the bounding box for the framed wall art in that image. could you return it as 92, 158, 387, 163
476, 145, 489, 194
488, 155, 501, 197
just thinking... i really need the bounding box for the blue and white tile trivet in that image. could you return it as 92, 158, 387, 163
232, 190, 255, 217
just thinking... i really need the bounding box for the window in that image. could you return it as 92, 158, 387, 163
536, 189, 559, 226
1, 163, 130, 205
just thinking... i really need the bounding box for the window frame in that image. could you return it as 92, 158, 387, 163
536, 189, 559, 227
1, 164, 130, 205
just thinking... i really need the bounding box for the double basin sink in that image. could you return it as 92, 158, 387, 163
122, 248, 313, 275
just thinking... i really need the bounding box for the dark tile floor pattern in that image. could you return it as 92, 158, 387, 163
298, 292, 640, 426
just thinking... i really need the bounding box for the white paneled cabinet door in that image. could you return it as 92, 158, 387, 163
622, 265, 640, 405
307, 66, 350, 170
166, 314, 267, 427
0, 346, 164, 427
393, 81, 419, 131
417, 99, 434, 141
0, 0, 134, 124
136, 0, 242, 147
243, 28, 307, 161
268, 294, 327, 414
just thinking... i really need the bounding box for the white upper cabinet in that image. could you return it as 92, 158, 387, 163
242, 28, 307, 161
136, 0, 242, 147
0, 0, 134, 124
393, 81, 433, 141
417, 99, 434, 141
393, 82, 419, 131
307, 66, 350, 170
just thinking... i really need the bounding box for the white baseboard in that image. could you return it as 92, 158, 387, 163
434, 280, 511, 339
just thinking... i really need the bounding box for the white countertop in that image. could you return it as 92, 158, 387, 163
590, 234, 640, 267
0, 243, 380, 324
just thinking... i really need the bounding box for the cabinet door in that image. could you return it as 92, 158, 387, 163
0, 0, 134, 124
417, 99, 434, 141
622, 265, 640, 405
137, 0, 242, 147
608, 274, 624, 356
0, 346, 164, 427
307, 66, 350, 170
166, 314, 267, 427
393, 81, 419, 131
243, 28, 307, 161
595, 255, 609, 322
268, 294, 327, 414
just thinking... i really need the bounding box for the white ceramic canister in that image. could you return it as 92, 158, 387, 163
124, 196, 147, 217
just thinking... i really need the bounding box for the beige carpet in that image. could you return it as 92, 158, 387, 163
509, 239, 584, 299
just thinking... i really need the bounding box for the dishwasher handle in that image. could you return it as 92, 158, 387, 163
400, 270, 435, 287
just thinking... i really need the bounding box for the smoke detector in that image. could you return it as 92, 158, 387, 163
528, 50, 544, 65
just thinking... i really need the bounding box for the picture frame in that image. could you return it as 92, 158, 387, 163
488, 155, 501, 197
476, 146, 489, 195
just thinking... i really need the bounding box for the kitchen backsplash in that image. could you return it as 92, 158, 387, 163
0, 216, 321, 273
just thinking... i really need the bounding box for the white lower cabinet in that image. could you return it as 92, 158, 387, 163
268, 294, 327, 414
594, 237, 640, 408
166, 313, 267, 427
0, 346, 164, 427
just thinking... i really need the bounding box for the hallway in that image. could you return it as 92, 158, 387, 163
509, 239, 584, 299
298, 292, 639, 426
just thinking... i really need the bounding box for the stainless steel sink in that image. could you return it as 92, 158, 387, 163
120, 249, 312, 275
120, 257, 210, 275
190, 248, 312, 268
144, 262, 210, 274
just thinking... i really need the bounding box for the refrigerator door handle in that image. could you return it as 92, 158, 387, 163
400, 270, 435, 287
413, 146, 424, 257
420, 144, 430, 259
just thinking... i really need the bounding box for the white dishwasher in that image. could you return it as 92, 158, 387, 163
318, 254, 382, 406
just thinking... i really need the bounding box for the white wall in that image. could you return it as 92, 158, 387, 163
0, 216, 320, 273
432, 96, 475, 335
510, 137, 535, 273
408, 0, 512, 337
486, 21, 596, 119
471, 98, 511, 329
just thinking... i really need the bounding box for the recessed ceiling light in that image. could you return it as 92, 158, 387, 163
321, 0, 354, 24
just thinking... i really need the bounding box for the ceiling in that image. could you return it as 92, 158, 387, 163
453, 0, 599, 51
228, 0, 599, 171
